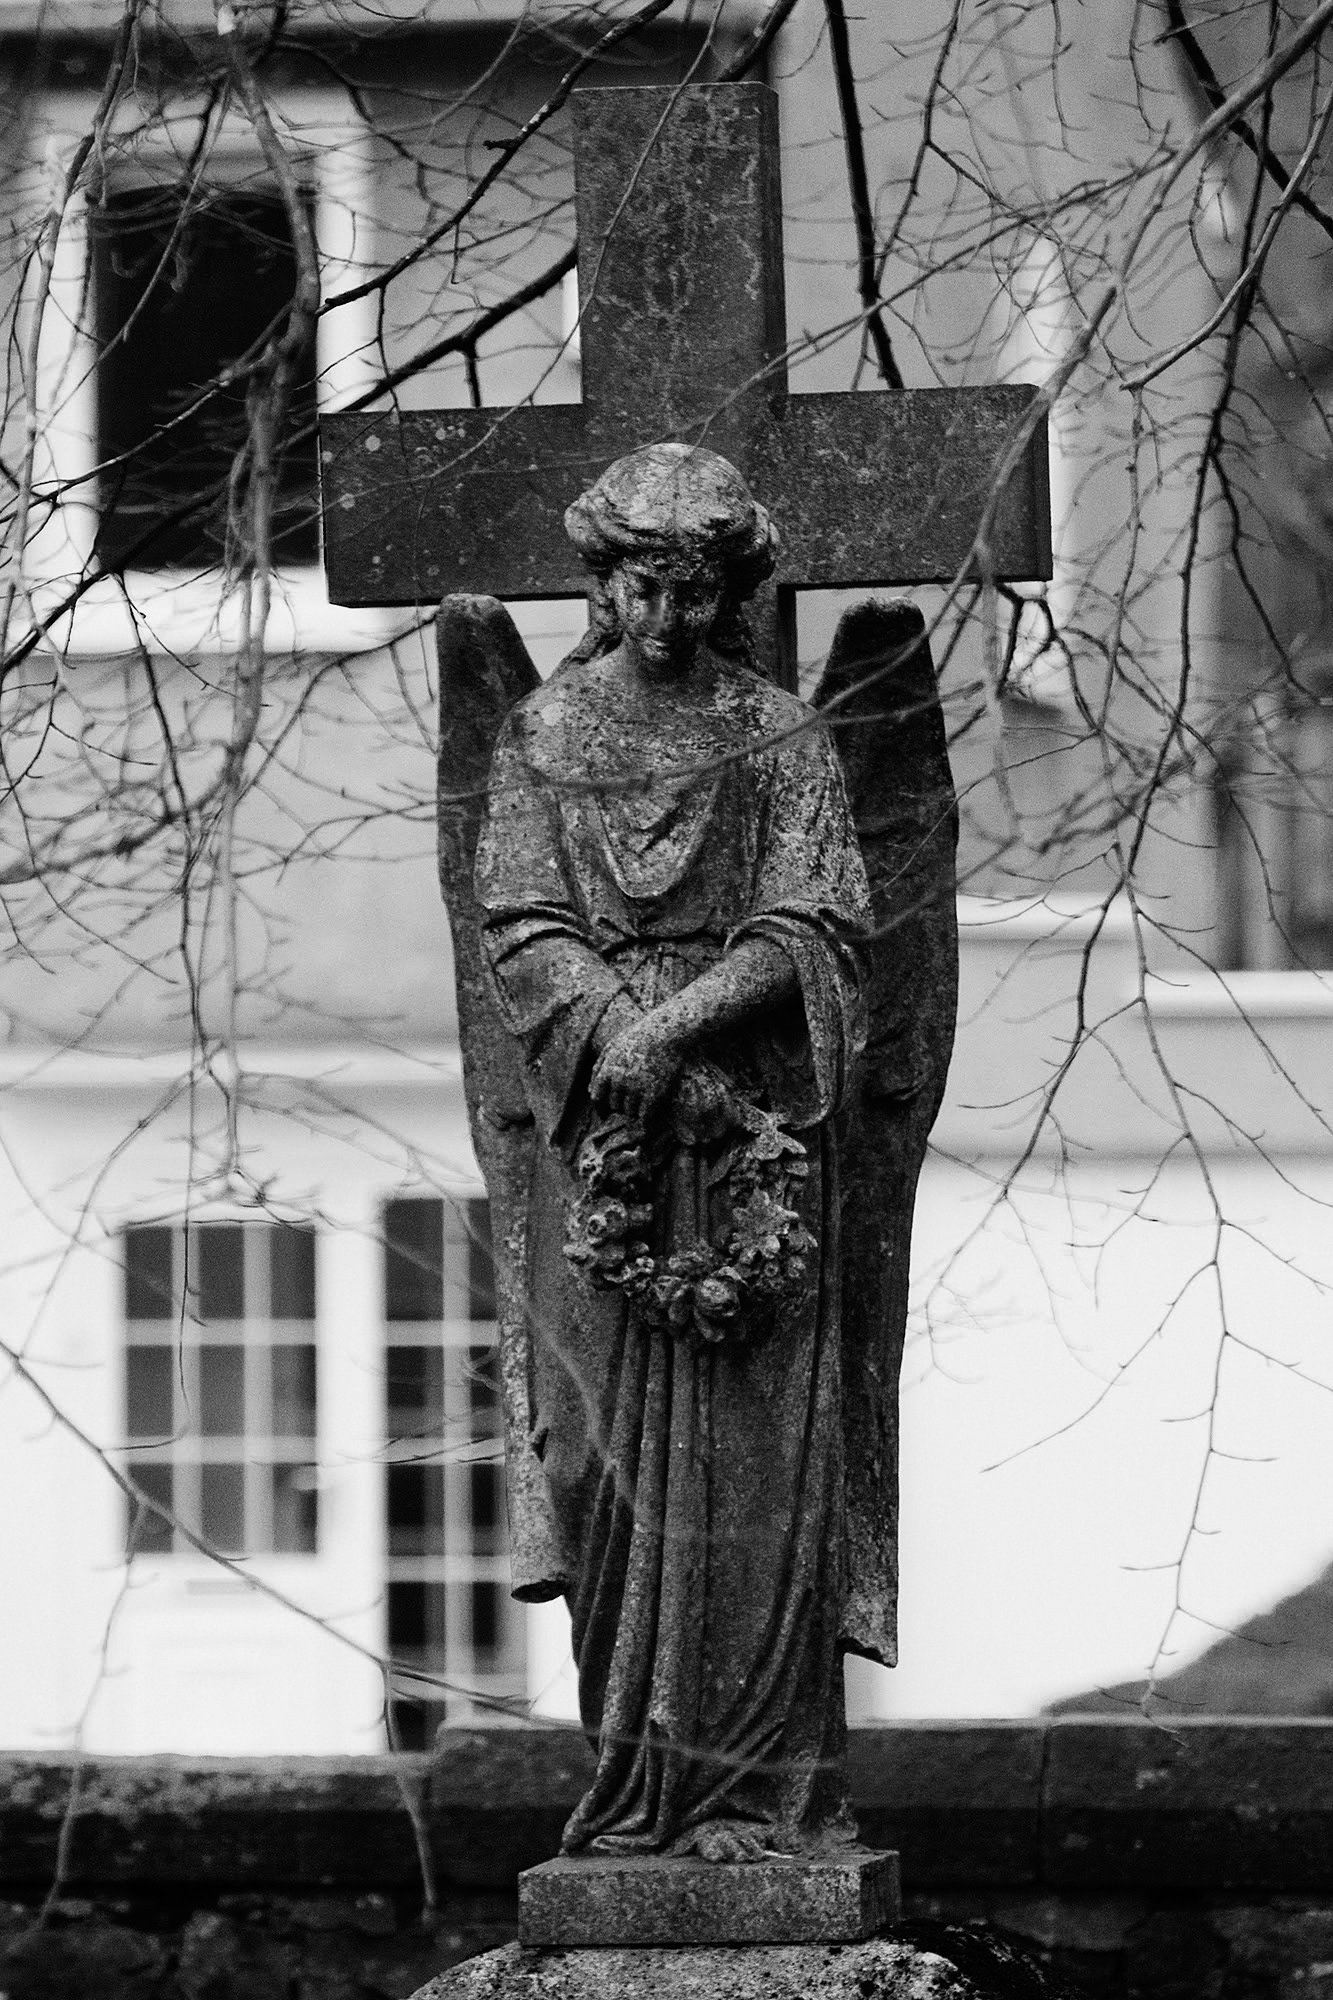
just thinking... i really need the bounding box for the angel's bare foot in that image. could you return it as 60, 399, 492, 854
678, 1820, 770, 1864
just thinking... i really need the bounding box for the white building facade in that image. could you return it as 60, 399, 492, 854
4, 0, 1333, 1754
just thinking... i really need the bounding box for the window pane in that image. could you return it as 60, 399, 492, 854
387, 1464, 444, 1557
124, 1226, 174, 1320
466, 1345, 501, 1427
271, 1464, 318, 1554
271, 1345, 316, 1438
384, 1200, 444, 1322
386, 1345, 443, 1437
92, 185, 317, 570
199, 1345, 245, 1437
270, 1224, 316, 1319
195, 1224, 244, 1321
126, 1345, 175, 1439
388, 1580, 432, 1653
389, 1698, 441, 1752
199, 1464, 245, 1553
471, 1581, 500, 1657
466, 1200, 495, 1322
128, 1462, 173, 1555
1290, 707, 1333, 966
468, 1462, 504, 1555
440, 1203, 475, 1321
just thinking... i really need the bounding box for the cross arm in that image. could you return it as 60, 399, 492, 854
320, 407, 592, 607
320, 385, 1052, 608
757, 385, 1052, 588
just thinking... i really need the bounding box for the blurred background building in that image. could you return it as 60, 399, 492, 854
3, 0, 1333, 1754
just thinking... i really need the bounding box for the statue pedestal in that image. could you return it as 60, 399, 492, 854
518, 1851, 901, 1948
409, 1937, 1009, 2000
406, 1848, 1026, 1999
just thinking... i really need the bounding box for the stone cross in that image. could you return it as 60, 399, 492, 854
322, 80, 1052, 1974
320, 82, 1051, 682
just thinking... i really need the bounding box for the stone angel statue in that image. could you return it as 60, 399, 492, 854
435, 443, 957, 1864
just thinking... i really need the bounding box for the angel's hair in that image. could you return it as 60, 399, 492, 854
562, 442, 779, 673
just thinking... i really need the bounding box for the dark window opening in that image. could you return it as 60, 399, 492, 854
388, 1579, 434, 1654
270, 1223, 317, 1319
466, 1343, 500, 1423
1215, 704, 1333, 969
1287, 702, 1333, 966
125, 1344, 175, 1439
388, 1696, 444, 1752
272, 1464, 319, 1554
199, 1462, 246, 1552
468, 1461, 504, 1554
196, 1222, 245, 1321
128, 1463, 174, 1555
388, 1463, 444, 1557
468, 1204, 496, 1321
271, 1343, 318, 1438
91, 182, 318, 570
471, 1580, 500, 1657
124, 1224, 175, 1320
386, 1345, 443, 1439
198, 1343, 245, 1436
384, 1198, 445, 1322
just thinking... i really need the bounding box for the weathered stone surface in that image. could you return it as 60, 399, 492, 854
0, 1915, 167, 1999
1043, 1719, 1333, 1891
815, 600, 958, 1668
854, 1723, 1045, 1886
409, 1938, 999, 2000
518, 1851, 901, 1949
321, 395, 1048, 611
0, 1753, 430, 1889
0, 1892, 516, 2000
571, 85, 784, 458
460, 443, 878, 1854
434, 597, 553, 1597
429, 1729, 596, 1889
321, 84, 1050, 623
330, 74, 1039, 1883
16, 1790, 1333, 1996
176, 1909, 292, 1999
10, 1725, 1333, 1899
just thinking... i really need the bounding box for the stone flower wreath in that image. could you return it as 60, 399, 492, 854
563, 1106, 815, 1346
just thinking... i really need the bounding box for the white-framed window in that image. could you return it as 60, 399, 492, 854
122, 1218, 320, 1558
22, 87, 391, 656
382, 1193, 523, 1744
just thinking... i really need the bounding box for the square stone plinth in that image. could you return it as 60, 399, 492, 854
517, 1849, 901, 1949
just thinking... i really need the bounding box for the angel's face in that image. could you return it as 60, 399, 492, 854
610, 556, 725, 680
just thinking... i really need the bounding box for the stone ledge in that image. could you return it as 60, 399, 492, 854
852, 1724, 1045, 1885
1041, 1720, 1333, 1890
0, 1754, 434, 1889
4, 1722, 1333, 1895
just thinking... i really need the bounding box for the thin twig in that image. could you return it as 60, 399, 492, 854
1163, 0, 1333, 244
823, 0, 904, 388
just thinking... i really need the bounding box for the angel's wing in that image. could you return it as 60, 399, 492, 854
813, 600, 959, 1666
436, 594, 561, 1600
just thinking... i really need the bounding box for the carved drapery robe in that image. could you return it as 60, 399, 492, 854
476, 652, 872, 1855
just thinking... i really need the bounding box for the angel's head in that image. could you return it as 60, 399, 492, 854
563, 443, 778, 678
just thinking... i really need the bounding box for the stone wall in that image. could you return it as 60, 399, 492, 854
4, 1722, 1333, 1997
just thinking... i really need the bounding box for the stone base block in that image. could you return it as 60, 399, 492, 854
410, 1938, 993, 2000
517, 1849, 900, 1949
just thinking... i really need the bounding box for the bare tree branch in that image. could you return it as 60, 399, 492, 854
822, 0, 905, 389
